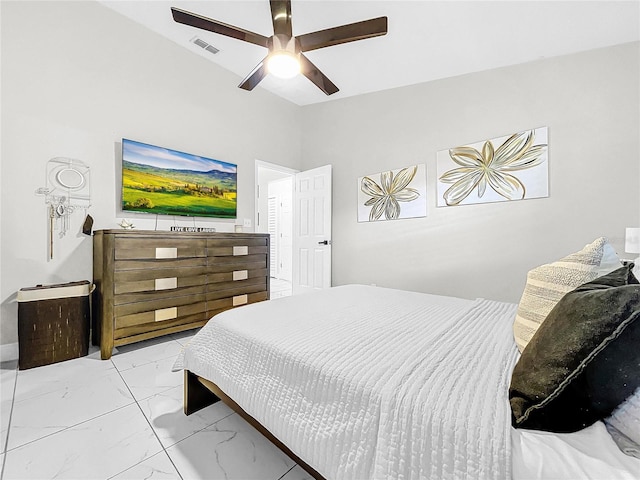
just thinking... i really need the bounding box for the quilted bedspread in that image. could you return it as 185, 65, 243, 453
174, 285, 520, 480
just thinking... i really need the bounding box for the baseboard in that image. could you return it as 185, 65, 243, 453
0, 342, 18, 362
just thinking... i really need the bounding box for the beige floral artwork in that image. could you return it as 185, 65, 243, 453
437, 128, 548, 207
358, 164, 426, 222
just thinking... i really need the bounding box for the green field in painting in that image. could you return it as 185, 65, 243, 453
122, 164, 236, 218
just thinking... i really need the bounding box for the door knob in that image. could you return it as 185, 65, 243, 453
318, 240, 330, 245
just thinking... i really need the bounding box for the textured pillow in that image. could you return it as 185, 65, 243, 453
513, 237, 621, 352
509, 264, 640, 432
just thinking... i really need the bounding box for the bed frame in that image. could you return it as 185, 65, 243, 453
184, 370, 325, 480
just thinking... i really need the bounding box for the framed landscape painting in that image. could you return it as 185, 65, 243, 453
122, 139, 237, 218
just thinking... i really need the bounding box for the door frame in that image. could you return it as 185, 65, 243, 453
254, 160, 298, 231
254, 160, 297, 281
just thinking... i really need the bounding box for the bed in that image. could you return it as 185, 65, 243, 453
174, 283, 640, 479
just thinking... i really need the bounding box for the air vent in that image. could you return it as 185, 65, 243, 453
190, 36, 220, 55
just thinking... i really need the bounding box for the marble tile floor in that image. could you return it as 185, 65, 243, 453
0, 331, 313, 480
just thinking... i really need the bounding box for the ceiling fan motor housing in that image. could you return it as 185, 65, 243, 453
269, 34, 300, 56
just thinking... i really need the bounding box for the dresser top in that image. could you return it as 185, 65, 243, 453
94, 229, 268, 238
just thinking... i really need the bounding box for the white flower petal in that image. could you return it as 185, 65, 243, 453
493, 131, 533, 167
487, 171, 525, 200
443, 171, 483, 206
385, 196, 401, 219
381, 171, 393, 193
439, 167, 478, 184
500, 145, 547, 171
390, 166, 417, 193
449, 147, 484, 168
361, 176, 384, 197
482, 141, 495, 166
394, 188, 419, 202
369, 198, 387, 221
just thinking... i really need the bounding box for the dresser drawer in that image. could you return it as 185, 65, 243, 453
114, 284, 207, 306
207, 253, 267, 266
114, 267, 207, 295
114, 311, 208, 339
205, 276, 266, 294
207, 291, 268, 314
115, 257, 207, 271
206, 238, 268, 250
205, 278, 267, 301
206, 259, 268, 274
207, 268, 268, 284
207, 245, 269, 257
115, 299, 207, 330
115, 237, 206, 260
114, 292, 206, 318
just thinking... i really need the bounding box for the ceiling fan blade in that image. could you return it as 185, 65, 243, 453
171, 7, 269, 48
270, 0, 293, 37
238, 59, 268, 91
297, 16, 388, 52
299, 54, 339, 95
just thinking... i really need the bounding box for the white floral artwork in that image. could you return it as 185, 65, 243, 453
436, 127, 549, 207
358, 164, 427, 222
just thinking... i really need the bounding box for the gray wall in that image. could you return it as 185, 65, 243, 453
301, 42, 640, 303
0, 1, 302, 346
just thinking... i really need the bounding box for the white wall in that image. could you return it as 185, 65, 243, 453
301, 42, 640, 303
0, 1, 302, 345
2, 2, 638, 347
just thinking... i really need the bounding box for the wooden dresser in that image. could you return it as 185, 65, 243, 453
93, 229, 270, 359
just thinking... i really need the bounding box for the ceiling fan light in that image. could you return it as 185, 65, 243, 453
267, 52, 300, 79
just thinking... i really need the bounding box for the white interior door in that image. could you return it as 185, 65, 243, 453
292, 165, 332, 294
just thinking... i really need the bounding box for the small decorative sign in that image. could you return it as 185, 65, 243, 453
170, 226, 217, 233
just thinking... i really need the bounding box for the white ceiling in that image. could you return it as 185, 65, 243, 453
100, 1, 640, 106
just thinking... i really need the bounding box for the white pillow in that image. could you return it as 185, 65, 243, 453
605, 387, 640, 459
513, 237, 621, 352
633, 261, 640, 281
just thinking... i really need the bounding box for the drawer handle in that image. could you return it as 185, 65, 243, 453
233, 246, 248, 256
156, 247, 177, 259
232, 270, 248, 281
155, 277, 177, 290
155, 307, 177, 322
232, 294, 248, 306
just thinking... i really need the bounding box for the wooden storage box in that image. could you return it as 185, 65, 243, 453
17, 281, 92, 370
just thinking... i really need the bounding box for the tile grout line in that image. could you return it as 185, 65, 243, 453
277, 464, 297, 480
1, 358, 138, 455
5, 337, 255, 479
110, 356, 185, 480
2, 398, 138, 454
0, 365, 19, 480
163, 408, 236, 450
109, 348, 239, 479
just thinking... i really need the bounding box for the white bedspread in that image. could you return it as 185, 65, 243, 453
175, 285, 520, 479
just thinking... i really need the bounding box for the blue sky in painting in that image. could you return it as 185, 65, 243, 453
122, 139, 237, 174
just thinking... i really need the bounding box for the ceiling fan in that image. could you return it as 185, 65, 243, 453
171, 1, 388, 95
